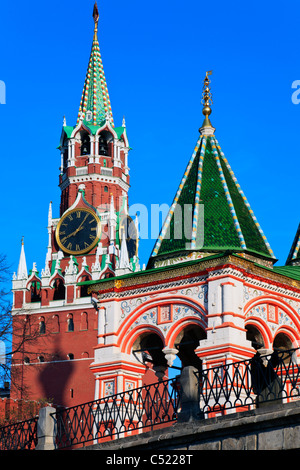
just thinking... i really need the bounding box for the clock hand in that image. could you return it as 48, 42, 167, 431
63, 224, 85, 241
61, 213, 91, 241
77, 213, 89, 231
71, 216, 88, 237
62, 231, 76, 240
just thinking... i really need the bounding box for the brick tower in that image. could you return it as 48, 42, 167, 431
11, 3, 139, 407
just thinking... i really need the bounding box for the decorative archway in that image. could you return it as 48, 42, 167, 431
119, 298, 207, 377
244, 297, 300, 352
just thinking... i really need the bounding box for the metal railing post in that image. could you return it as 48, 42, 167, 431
35, 406, 57, 450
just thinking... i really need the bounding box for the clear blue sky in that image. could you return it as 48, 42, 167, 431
1, 0, 300, 286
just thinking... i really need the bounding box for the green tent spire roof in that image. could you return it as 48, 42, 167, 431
77, 2, 113, 127
148, 73, 275, 267
286, 223, 300, 265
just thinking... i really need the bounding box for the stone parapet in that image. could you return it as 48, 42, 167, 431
77, 401, 300, 451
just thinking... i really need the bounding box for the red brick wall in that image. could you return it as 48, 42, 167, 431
11, 307, 98, 408
0, 398, 50, 425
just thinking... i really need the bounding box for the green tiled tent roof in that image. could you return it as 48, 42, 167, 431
149, 133, 275, 264
77, 4, 113, 127
286, 223, 300, 265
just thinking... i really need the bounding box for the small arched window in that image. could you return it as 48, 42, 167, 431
80, 312, 88, 330
39, 317, 46, 334
67, 315, 74, 332
68, 353, 74, 360
104, 186, 108, 193
52, 314, 60, 333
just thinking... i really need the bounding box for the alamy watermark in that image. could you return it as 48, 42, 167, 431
292, 80, 300, 104
0, 80, 5, 104
105, 199, 205, 250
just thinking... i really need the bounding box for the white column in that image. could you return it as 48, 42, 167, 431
90, 135, 95, 157
98, 306, 106, 345
94, 135, 99, 163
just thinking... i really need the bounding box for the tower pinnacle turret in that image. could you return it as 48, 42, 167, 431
16, 237, 27, 280
77, 2, 113, 126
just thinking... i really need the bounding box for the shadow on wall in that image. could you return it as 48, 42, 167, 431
37, 333, 75, 408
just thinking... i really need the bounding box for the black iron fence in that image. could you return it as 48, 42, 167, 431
53, 376, 180, 449
197, 348, 300, 416
0, 416, 38, 450
1, 348, 300, 450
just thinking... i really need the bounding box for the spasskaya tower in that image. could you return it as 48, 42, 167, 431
11, 3, 139, 407
56, 2, 137, 272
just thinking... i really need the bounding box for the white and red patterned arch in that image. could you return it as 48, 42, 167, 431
244, 296, 300, 349
118, 296, 207, 355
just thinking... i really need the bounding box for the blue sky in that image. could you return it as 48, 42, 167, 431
0, 0, 300, 287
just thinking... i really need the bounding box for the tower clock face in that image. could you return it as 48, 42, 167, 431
56, 208, 101, 255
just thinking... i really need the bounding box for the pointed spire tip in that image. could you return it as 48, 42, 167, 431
93, 2, 99, 39
77, 2, 114, 126
93, 2, 99, 22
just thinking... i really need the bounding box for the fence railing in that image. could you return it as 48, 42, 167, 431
0, 416, 38, 450
197, 348, 300, 415
1, 348, 300, 450
53, 376, 180, 449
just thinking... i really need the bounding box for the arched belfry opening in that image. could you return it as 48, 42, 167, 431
98, 130, 113, 157
174, 325, 206, 371
62, 134, 69, 170
80, 130, 91, 155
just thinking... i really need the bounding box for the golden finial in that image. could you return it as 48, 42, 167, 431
202, 71, 213, 121
200, 71, 215, 135
93, 2, 99, 40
